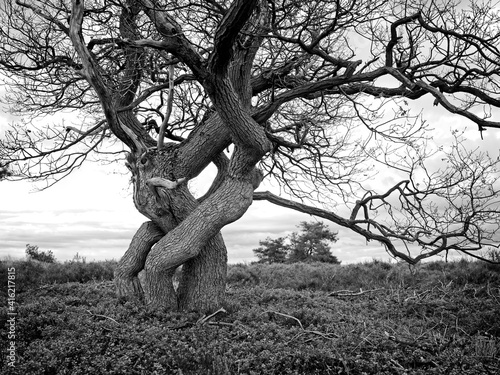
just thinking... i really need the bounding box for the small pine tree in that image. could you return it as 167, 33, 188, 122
0, 161, 11, 180
253, 221, 341, 264
288, 221, 340, 264
25, 244, 56, 263
253, 237, 289, 264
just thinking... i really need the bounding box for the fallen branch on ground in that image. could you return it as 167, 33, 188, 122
85, 309, 119, 324
329, 288, 384, 297
265, 310, 339, 343
197, 307, 227, 325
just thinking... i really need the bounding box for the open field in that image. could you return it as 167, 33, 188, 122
1, 260, 499, 374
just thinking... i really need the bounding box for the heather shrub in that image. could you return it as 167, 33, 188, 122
226, 263, 260, 285
226, 259, 500, 292
1, 257, 499, 374
0, 258, 117, 291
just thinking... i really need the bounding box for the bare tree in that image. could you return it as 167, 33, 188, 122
1, 0, 499, 311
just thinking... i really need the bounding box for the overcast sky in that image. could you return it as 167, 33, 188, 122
0, 159, 391, 264
1, 94, 498, 264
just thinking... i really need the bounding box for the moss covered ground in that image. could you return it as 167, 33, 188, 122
1, 259, 499, 374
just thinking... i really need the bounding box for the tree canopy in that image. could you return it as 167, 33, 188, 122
25, 244, 57, 263
254, 221, 340, 264
288, 221, 339, 263
254, 236, 289, 264
1, 0, 500, 310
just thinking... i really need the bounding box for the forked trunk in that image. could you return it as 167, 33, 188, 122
115, 146, 230, 312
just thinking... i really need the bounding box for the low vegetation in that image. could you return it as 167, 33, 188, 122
1, 257, 499, 374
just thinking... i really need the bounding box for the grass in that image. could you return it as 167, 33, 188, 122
0, 259, 499, 374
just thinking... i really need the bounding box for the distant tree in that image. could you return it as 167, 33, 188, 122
288, 222, 340, 264
25, 244, 56, 263
253, 221, 340, 264
253, 237, 289, 264
0, 162, 11, 180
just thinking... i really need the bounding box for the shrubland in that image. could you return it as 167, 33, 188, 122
0, 257, 499, 374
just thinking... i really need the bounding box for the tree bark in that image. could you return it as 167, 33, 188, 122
115, 144, 232, 312
143, 175, 255, 310
114, 221, 164, 301
177, 233, 227, 311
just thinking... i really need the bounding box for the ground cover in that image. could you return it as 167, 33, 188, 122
1, 260, 499, 374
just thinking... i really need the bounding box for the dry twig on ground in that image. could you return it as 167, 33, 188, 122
329, 288, 384, 297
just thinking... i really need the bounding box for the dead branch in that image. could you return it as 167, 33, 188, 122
147, 177, 187, 190
265, 310, 338, 343
266, 310, 304, 329
66, 122, 108, 136
197, 307, 227, 325
384, 331, 446, 355
85, 309, 120, 324
329, 288, 385, 297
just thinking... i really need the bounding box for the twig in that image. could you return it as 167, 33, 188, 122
265, 310, 303, 329
207, 321, 236, 327
403, 289, 432, 302
265, 310, 339, 343
384, 331, 443, 354
197, 307, 227, 325
66, 120, 108, 136
329, 288, 384, 297
86, 309, 119, 324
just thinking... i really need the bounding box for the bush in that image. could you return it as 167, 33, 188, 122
0, 258, 117, 292
226, 264, 260, 285
25, 244, 56, 263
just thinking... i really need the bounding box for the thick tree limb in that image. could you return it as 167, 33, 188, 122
143, 177, 256, 309
115, 221, 164, 301
116, 0, 145, 107
253, 63, 500, 134
197, 152, 230, 203
208, 0, 259, 76
66, 120, 108, 136
253, 191, 448, 265
253, 190, 408, 260
69, 0, 147, 151
385, 13, 421, 67
69, 0, 110, 101
210, 77, 272, 175
252, 68, 387, 123
140, 0, 207, 80
147, 177, 186, 190
118, 119, 149, 153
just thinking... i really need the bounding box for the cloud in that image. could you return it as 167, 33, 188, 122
0, 187, 392, 264
0, 204, 142, 261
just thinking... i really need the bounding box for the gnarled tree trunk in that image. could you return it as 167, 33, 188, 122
111, 0, 270, 313
115, 144, 231, 312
